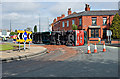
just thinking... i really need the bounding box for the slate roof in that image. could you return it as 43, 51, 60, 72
61, 10, 119, 20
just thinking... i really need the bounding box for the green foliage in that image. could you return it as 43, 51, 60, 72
110, 13, 120, 39
72, 24, 78, 30
0, 43, 23, 51
10, 32, 17, 36
34, 25, 37, 32
15, 29, 17, 32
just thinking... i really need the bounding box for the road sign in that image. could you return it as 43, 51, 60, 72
23, 31, 27, 41
16, 30, 25, 42
107, 30, 112, 36
26, 31, 32, 42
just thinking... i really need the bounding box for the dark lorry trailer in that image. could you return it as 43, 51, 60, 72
32, 30, 87, 46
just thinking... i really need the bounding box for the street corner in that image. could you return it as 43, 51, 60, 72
1, 45, 47, 62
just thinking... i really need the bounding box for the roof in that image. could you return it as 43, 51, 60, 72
61, 10, 119, 20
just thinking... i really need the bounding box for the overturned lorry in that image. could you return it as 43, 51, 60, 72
32, 30, 87, 46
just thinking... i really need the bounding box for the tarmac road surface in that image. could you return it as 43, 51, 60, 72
2, 44, 118, 77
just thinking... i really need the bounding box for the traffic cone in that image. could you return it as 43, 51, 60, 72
103, 43, 106, 52
87, 43, 91, 54
94, 43, 97, 53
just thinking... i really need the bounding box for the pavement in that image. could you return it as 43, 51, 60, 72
96, 42, 120, 47
0, 45, 47, 61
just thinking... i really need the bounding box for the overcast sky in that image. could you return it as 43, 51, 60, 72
0, 2, 119, 32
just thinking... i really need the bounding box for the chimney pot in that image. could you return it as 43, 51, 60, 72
53, 18, 56, 23
57, 17, 60, 21
61, 14, 65, 18
68, 8, 72, 15
85, 4, 90, 11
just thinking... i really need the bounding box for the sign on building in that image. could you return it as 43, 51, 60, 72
107, 30, 112, 36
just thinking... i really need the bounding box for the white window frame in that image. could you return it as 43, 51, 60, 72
79, 18, 82, 26
62, 21, 64, 27
67, 21, 69, 27
72, 20, 75, 25
103, 17, 107, 25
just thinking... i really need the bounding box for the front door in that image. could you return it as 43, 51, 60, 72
103, 28, 107, 39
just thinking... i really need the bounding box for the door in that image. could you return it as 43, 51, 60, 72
103, 28, 107, 39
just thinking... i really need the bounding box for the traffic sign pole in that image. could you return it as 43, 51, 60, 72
110, 35, 111, 44
19, 42, 20, 52
24, 42, 25, 51
29, 41, 30, 50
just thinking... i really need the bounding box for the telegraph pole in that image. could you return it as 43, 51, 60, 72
47, 17, 50, 32
39, 14, 40, 32
10, 19, 11, 32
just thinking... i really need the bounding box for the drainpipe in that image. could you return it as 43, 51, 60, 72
109, 15, 112, 44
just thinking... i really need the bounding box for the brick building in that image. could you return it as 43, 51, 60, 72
52, 4, 119, 41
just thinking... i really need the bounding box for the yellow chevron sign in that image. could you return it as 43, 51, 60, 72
16, 30, 32, 43
16, 30, 25, 42
26, 31, 32, 42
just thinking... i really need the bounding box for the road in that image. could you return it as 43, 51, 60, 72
2, 44, 118, 77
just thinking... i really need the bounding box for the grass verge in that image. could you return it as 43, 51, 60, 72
0, 43, 23, 51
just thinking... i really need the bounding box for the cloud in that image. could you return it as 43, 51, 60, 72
2, 2, 41, 14
49, 2, 85, 17
1, 2, 119, 32
118, 1, 120, 9
2, 0, 120, 2
2, 12, 50, 32
0, 4, 2, 29
2, 2, 51, 32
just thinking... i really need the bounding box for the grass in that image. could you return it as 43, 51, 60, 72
0, 43, 23, 51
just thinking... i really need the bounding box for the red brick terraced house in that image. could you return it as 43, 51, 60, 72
52, 4, 119, 42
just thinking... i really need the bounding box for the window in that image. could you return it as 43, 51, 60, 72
91, 29, 94, 38
72, 20, 75, 25
67, 21, 69, 27
103, 17, 107, 25
92, 17, 97, 25
79, 18, 82, 26
95, 29, 99, 37
62, 21, 64, 27
91, 29, 99, 38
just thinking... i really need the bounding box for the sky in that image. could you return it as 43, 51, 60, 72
0, 1, 119, 32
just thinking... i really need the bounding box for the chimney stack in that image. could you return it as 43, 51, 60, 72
53, 18, 56, 23
68, 8, 72, 15
85, 4, 90, 11
61, 14, 65, 18
57, 17, 60, 21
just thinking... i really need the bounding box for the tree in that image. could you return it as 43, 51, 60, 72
10, 32, 17, 36
15, 29, 17, 32
72, 24, 78, 30
110, 13, 120, 39
26, 27, 32, 31
34, 25, 37, 32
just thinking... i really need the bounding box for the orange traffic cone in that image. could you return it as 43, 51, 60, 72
87, 43, 91, 54
94, 43, 97, 53
103, 43, 106, 52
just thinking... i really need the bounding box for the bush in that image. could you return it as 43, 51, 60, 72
72, 24, 78, 30
10, 32, 17, 36
110, 13, 120, 39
